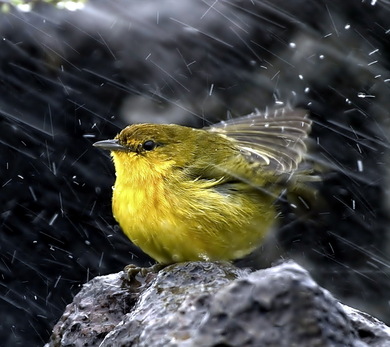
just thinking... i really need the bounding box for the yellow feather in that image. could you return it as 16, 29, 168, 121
111, 150, 276, 264
93, 108, 312, 264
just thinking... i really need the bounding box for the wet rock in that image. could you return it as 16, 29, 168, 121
343, 306, 390, 347
46, 273, 138, 347
46, 261, 390, 347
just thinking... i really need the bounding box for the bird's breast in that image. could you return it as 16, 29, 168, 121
111, 155, 277, 263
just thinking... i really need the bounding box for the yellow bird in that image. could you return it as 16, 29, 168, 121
93, 108, 312, 264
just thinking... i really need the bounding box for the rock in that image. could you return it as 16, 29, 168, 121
342, 306, 390, 347
45, 261, 390, 347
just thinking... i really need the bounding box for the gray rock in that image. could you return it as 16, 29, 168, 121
342, 305, 390, 347
46, 261, 390, 347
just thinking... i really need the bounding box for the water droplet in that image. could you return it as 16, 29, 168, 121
357, 160, 363, 172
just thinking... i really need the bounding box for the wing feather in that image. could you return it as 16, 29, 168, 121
206, 108, 311, 174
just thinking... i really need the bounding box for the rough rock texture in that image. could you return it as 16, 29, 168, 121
46, 261, 390, 347
343, 306, 390, 347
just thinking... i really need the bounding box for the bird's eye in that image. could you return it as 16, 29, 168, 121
142, 140, 157, 151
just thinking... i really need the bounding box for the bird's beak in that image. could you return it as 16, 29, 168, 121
93, 139, 127, 151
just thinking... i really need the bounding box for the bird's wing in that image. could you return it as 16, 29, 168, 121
206, 108, 311, 174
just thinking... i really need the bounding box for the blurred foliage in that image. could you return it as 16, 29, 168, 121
1, 0, 85, 13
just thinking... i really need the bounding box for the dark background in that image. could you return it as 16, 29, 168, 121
1, 0, 390, 345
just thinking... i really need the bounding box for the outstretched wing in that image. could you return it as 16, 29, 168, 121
206, 108, 311, 174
